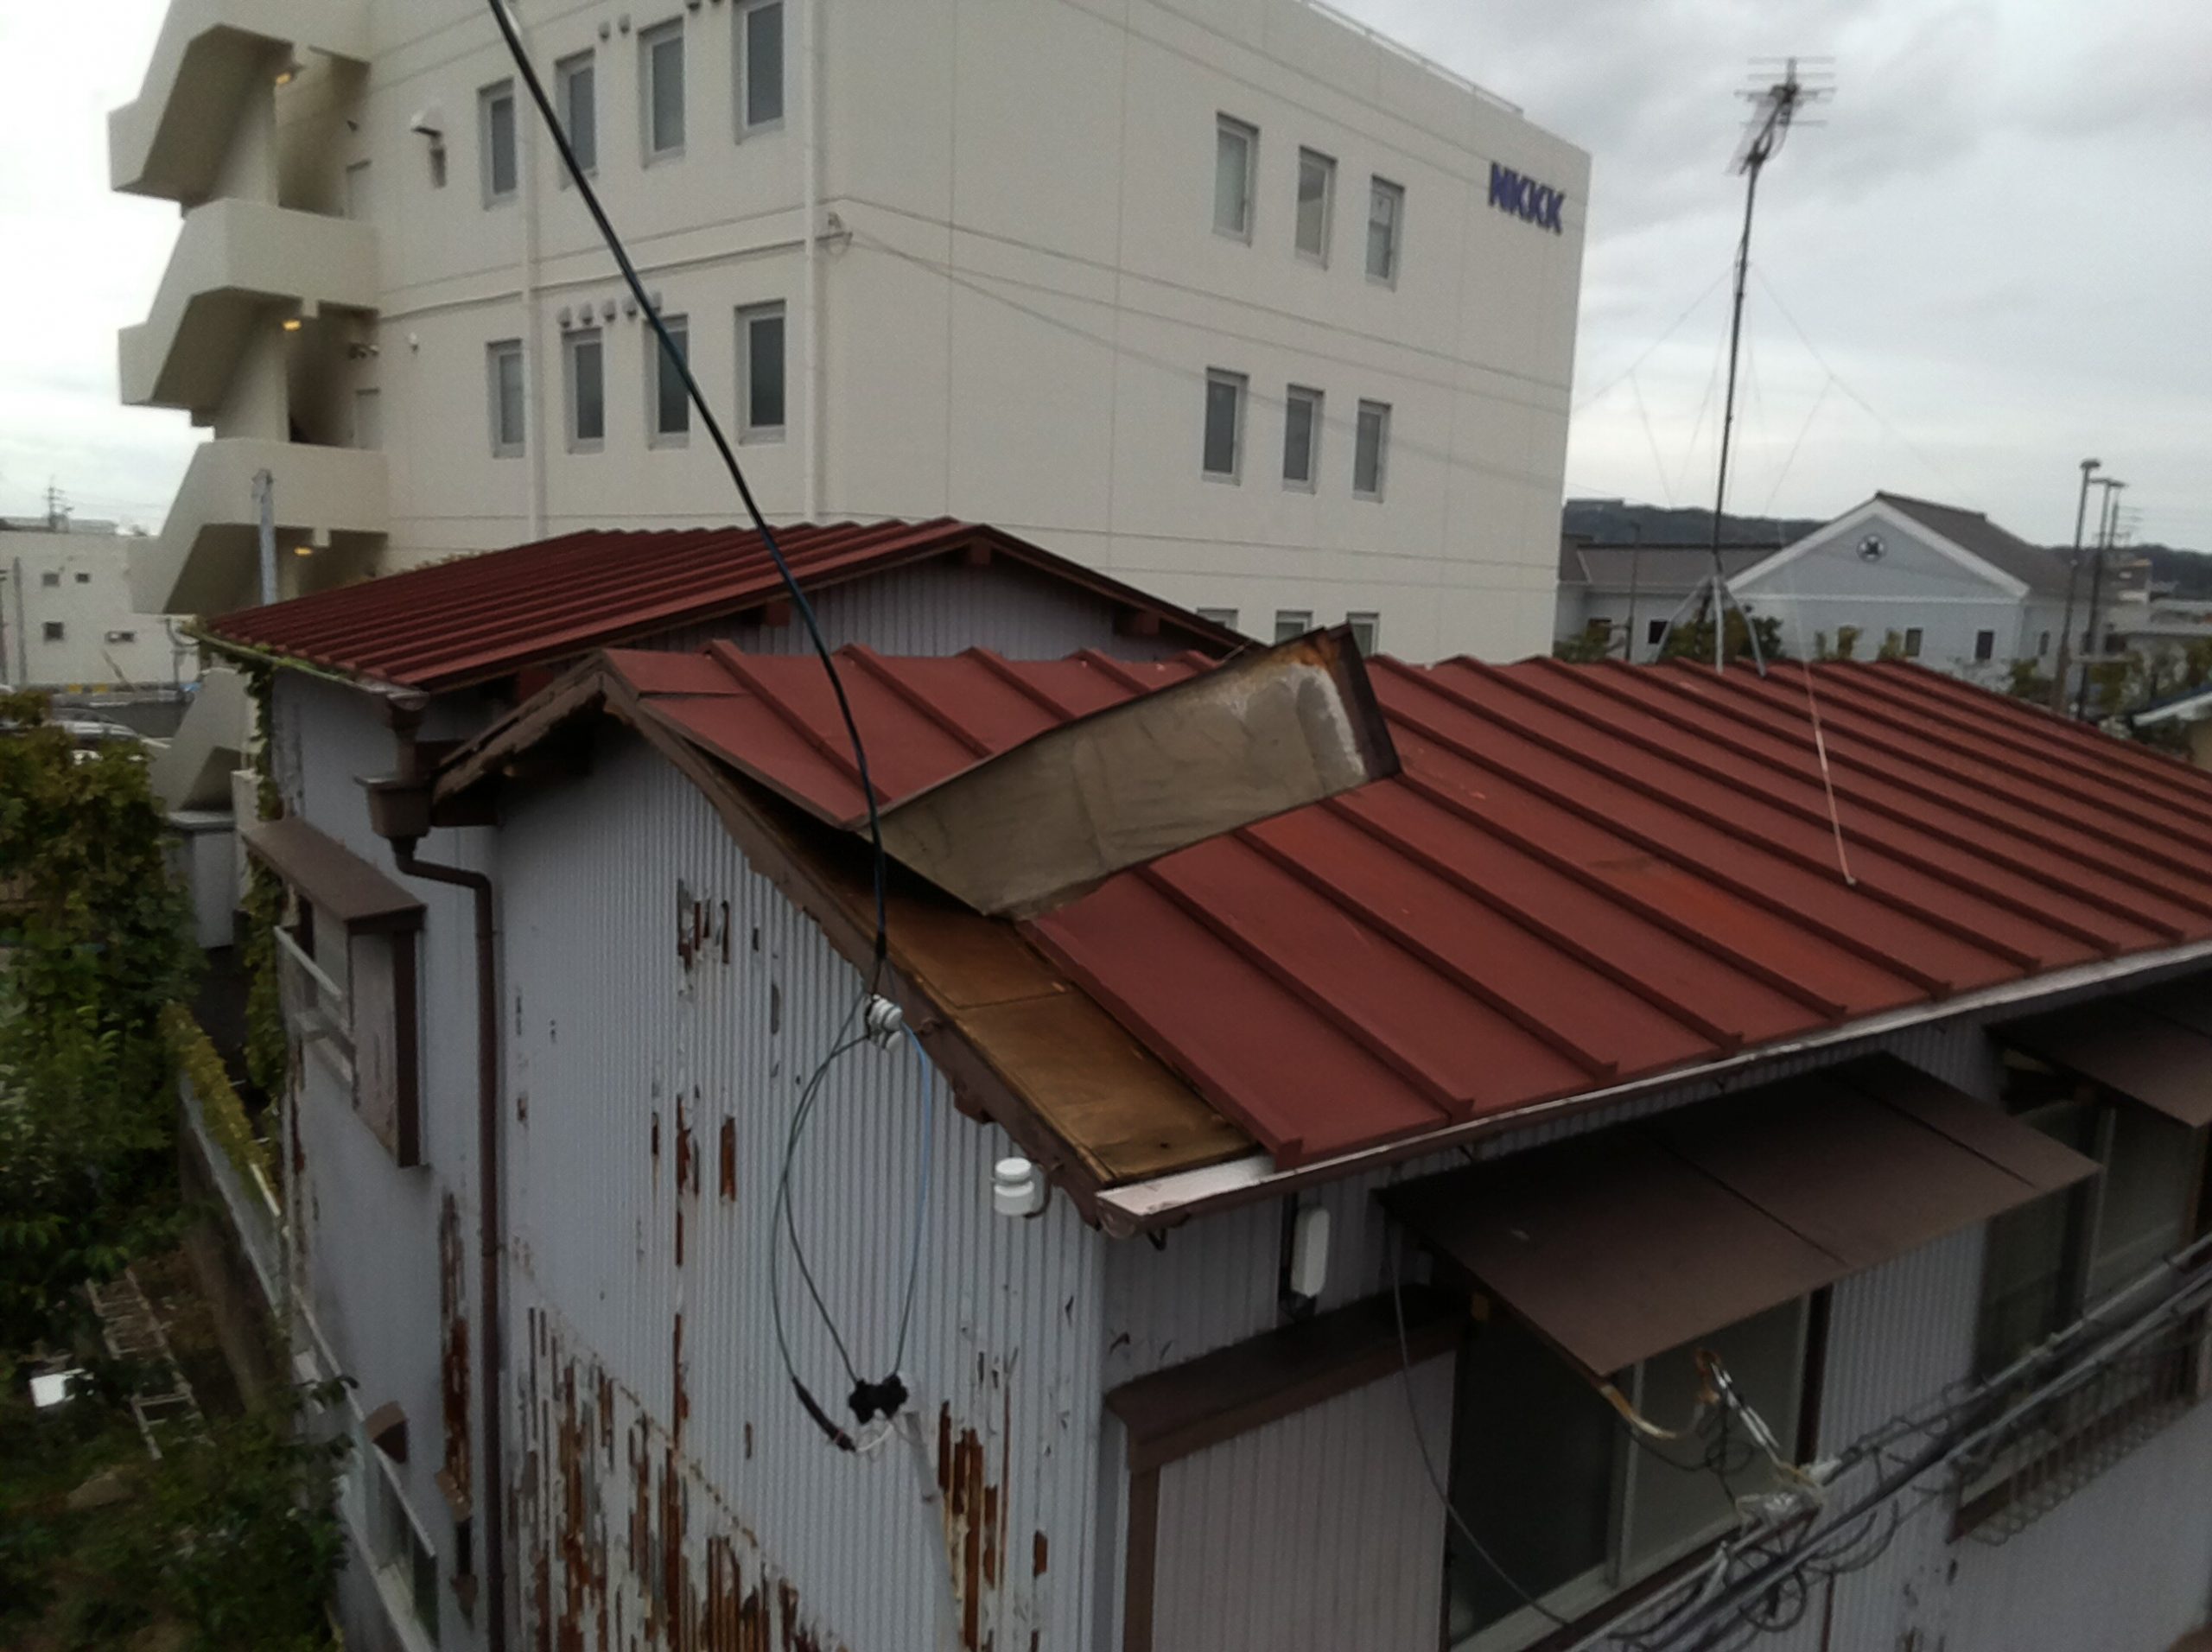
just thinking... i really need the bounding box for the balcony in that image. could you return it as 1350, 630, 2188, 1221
134, 439, 387, 616
122, 200, 378, 418
111, 0, 367, 206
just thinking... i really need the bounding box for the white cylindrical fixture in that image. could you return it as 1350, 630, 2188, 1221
1289, 1204, 1331, 1300
993, 1157, 1046, 1219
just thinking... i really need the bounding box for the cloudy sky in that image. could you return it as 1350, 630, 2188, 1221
3, 0, 2207, 546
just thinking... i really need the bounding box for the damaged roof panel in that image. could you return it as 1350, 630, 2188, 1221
446, 645, 2212, 1173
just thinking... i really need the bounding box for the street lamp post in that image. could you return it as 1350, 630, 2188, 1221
2074, 477, 2127, 721
2050, 458, 2100, 714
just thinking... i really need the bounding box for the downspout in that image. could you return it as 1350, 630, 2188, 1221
800, 0, 819, 522
373, 757, 506, 1652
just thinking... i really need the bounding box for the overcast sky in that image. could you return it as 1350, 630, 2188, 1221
3, 0, 2207, 547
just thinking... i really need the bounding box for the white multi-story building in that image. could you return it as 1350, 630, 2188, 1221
112, 0, 1587, 660
1, 519, 192, 689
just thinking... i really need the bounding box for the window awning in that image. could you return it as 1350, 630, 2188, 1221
1380, 1055, 2094, 1378
243, 816, 423, 933
1998, 982, 2212, 1128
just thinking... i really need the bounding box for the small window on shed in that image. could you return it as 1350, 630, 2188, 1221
248, 818, 425, 1167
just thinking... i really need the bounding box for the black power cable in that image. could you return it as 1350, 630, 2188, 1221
481, 0, 889, 965
484, 0, 917, 1450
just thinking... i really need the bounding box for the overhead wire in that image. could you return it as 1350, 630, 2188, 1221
483, 0, 931, 1452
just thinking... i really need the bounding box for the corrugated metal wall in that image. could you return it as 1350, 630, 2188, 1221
1149, 1357, 1455, 1652
500, 733, 1109, 1651
651, 559, 1197, 662
277, 674, 496, 1652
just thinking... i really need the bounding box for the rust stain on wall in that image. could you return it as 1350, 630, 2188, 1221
438, 1192, 472, 1507
938, 1403, 1007, 1651
1032, 1532, 1047, 1579
718, 1118, 737, 1202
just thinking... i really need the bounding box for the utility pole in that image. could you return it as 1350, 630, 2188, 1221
1685, 57, 1830, 673
2051, 458, 2101, 714
2074, 477, 2126, 721
252, 469, 278, 607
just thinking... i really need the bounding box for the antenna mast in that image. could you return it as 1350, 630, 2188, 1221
1693, 56, 1830, 671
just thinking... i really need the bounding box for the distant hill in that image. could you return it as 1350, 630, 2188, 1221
2125, 543, 2212, 600
1562, 499, 1821, 550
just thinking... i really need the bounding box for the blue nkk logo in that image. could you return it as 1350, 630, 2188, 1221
1489, 162, 1566, 235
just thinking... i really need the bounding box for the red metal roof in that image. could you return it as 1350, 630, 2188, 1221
610, 646, 2212, 1168
201, 519, 1236, 691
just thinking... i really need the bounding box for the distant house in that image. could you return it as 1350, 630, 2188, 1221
1730, 492, 2074, 683
1554, 539, 1774, 660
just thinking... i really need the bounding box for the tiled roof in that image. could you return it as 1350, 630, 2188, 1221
1874, 492, 2074, 597
202, 519, 1236, 690
597, 645, 2212, 1167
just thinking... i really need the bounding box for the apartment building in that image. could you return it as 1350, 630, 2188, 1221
112, 0, 1588, 660
1, 518, 191, 689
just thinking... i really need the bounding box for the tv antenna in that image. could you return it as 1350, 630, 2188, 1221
1681, 56, 1832, 672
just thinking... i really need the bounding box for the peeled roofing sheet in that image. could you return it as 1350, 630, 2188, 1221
605, 645, 2212, 1167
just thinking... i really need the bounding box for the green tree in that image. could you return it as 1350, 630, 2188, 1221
1658, 608, 1788, 667
0, 690, 195, 1346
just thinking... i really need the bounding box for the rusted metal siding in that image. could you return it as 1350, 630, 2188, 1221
500, 732, 1109, 1651
1147, 1358, 1453, 1652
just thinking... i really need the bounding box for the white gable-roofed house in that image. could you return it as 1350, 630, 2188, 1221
195, 523, 2212, 1652
1729, 492, 2075, 686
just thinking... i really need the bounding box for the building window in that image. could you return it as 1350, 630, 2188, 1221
737, 302, 786, 442
1294, 148, 1334, 263
1903, 626, 1923, 659
556, 51, 597, 174
73, 572, 90, 584
564, 327, 605, 451
105, 629, 137, 644
1446, 1300, 1811, 1647
1345, 612, 1379, 656
365, 1450, 441, 1646
1196, 607, 1240, 632
1202, 369, 1246, 481
737, 0, 785, 131
650, 315, 690, 444
1281, 384, 1322, 489
1353, 399, 1390, 499
39, 570, 59, 588
641, 20, 685, 159
1273, 610, 1313, 644
486, 339, 524, 458
1214, 115, 1256, 240
42, 621, 64, 643
2038, 630, 2051, 658
480, 79, 518, 204
1974, 629, 1996, 663
1646, 618, 1668, 647
1366, 176, 1404, 284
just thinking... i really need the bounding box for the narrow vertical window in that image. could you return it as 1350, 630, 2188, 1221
1214, 116, 1255, 239
1366, 176, 1404, 283
738, 0, 785, 131
565, 328, 605, 451
1202, 370, 1245, 480
642, 21, 686, 159
1281, 384, 1322, 489
480, 80, 518, 204
650, 315, 690, 443
1974, 629, 1996, 663
737, 302, 787, 441
556, 52, 598, 174
1273, 610, 1313, 644
1904, 626, 1924, 658
1353, 399, 1389, 499
1345, 612, 1379, 657
1294, 149, 1334, 263
487, 340, 524, 457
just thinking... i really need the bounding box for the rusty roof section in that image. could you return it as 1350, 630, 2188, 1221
200, 518, 1242, 691
446, 648, 2212, 1175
